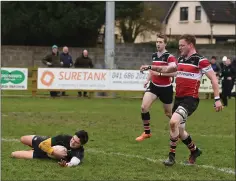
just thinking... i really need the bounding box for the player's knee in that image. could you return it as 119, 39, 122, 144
169, 119, 179, 130
141, 104, 149, 113
11, 151, 17, 158
20, 136, 29, 144
20, 135, 34, 146
20, 136, 26, 143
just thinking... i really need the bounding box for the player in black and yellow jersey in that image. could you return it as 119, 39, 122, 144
11, 130, 88, 167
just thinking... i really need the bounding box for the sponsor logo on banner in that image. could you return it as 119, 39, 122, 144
1, 70, 25, 84
40, 71, 55, 87
37, 68, 234, 92
37, 68, 109, 90
1, 68, 28, 90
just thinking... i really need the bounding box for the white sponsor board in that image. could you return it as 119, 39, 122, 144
37, 68, 110, 90
1, 68, 28, 90
108, 70, 148, 91
37, 68, 235, 92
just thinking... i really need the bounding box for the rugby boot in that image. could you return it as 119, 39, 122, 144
185, 148, 202, 165
135, 132, 152, 142
163, 152, 176, 166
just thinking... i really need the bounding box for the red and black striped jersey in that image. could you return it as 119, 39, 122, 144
151, 51, 177, 86
176, 53, 212, 98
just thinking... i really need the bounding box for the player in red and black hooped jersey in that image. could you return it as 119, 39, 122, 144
151, 52, 177, 86
136, 34, 177, 142
140, 34, 223, 166
11, 130, 88, 167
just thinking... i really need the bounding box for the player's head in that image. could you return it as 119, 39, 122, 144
179, 34, 196, 57
70, 130, 88, 148
156, 34, 167, 52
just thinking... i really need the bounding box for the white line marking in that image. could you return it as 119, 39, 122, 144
2, 138, 235, 175
87, 148, 235, 175
2, 138, 20, 142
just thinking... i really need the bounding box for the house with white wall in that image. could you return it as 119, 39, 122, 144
163, 1, 236, 44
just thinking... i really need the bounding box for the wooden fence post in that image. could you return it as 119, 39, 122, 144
31, 68, 37, 97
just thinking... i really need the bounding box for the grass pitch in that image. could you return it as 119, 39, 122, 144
1, 97, 235, 180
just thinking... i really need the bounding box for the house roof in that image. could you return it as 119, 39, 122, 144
164, 1, 236, 24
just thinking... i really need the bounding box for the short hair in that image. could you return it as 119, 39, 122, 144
157, 33, 167, 43
211, 56, 216, 59
179, 34, 196, 47
75, 130, 88, 145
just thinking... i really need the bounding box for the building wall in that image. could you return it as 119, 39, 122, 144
196, 38, 216, 44
165, 1, 211, 35
213, 24, 235, 35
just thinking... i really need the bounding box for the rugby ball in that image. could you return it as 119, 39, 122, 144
47, 145, 67, 159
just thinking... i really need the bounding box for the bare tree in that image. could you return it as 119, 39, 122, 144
116, 2, 165, 43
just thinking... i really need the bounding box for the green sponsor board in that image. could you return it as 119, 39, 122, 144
1, 70, 25, 84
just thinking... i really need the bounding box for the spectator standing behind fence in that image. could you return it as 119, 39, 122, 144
74, 50, 94, 97
206, 56, 221, 99
220, 56, 227, 70
230, 56, 236, 97
210, 56, 221, 77
60, 46, 73, 96
42, 45, 61, 97
220, 58, 235, 107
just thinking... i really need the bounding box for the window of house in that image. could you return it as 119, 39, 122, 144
195, 6, 201, 20
180, 7, 188, 21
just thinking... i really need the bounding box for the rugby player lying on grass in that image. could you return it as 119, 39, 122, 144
11, 130, 88, 167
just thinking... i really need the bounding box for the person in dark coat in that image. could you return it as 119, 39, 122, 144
60, 46, 73, 96
60, 46, 73, 68
74, 50, 94, 97
42, 45, 61, 97
210, 56, 221, 77
220, 58, 236, 106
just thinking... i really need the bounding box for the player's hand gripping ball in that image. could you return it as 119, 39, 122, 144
47, 145, 67, 159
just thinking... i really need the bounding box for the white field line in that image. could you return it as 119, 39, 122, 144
2, 138, 235, 175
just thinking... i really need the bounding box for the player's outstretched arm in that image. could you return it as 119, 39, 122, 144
205, 70, 223, 112
155, 71, 177, 77
140, 65, 177, 73
58, 157, 81, 167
